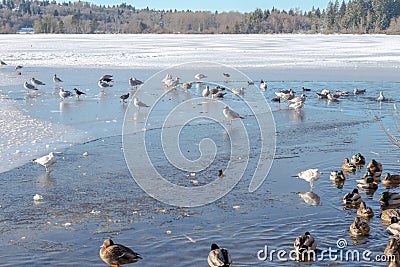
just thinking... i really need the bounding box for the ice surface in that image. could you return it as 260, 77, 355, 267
0, 34, 399, 71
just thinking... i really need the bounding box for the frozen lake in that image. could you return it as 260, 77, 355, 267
0, 34, 400, 266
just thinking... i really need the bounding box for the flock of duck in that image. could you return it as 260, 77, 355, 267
294, 153, 400, 265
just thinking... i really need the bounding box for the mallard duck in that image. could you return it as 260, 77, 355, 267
362, 169, 381, 182
349, 217, 370, 236
357, 177, 378, 191
99, 239, 142, 266
208, 243, 232, 267
367, 159, 383, 177
294, 232, 316, 260
330, 170, 346, 182
383, 173, 400, 186
381, 192, 400, 208
384, 238, 400, 267
357, 201, 374, 217
381, 209, 400, 224
296, 169, 321, 190
343, 188, 362, 206
351, 153, 366, 165
387, 217, 400, 238
342, 158, 356, 173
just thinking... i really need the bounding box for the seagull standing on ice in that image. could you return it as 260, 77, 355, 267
223, 106, 244, 125
202, 86, 211, 97
165, 77, 180, 88
0, 60, 6, 66
129, 77, 143, 89
53, 74, 63, 85
133, 97, 149, 111
59, 87, 73, 100
33, 152, 57, 172
296, 169, 321, 190
24, 81, 38, 91
31, 77, 46, 88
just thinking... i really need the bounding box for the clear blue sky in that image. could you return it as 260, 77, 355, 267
89, 0, 335, 12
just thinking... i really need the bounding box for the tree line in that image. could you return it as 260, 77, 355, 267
1, 0, 400, 34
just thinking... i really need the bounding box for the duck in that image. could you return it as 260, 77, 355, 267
357, 201, 374, 218
296, 169, 321, 190
357, 177, 378, 191
330, 170, 346, 182
207, 243, 232, 267
349, 217, 370, 236
99, 238, 142, 266
342, 158, 356, 173
380, 192, 400, 208
351, 153, 366, 165
367, 159, 383, 177
294, 232, 316, 260
343, 188, 362, 206
384, 238, 400, 267
361, 168, 381, 182
387, 217, 400, 238
382, 209, 400, 225
383, 173, 400, 186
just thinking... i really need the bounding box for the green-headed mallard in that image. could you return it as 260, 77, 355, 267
367, 159, 383, 177
349, 217, 370, 236
99, 239, 142, 266
330, 171, 346, 182
342, 158, 356, 173
381, 209, 400, 225
343, 188, 362, 206
387, 217, 400, 238
294, 232, 317, 261
208, 243, 232, 267
357, 177, 378, 191
383, 173, 400, 186
357, 201, 374, 218
351, 153, 366, 165
380, 192, 400, 208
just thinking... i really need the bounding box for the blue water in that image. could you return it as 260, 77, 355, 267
0, 66, 400, 266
